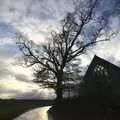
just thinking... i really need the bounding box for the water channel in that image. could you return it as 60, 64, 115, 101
14, 106, 52, 120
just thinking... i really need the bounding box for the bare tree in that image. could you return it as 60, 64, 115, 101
16, 0, 117, 100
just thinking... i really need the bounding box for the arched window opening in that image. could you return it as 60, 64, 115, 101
93, 64, 108, 78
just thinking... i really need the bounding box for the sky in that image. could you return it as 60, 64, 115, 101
0, 0, 120, 99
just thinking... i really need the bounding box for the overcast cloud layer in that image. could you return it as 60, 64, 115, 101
0, 0, 74, 99
0, 0, 120, 99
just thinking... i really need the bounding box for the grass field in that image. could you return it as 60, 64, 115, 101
0, 99, 54, 120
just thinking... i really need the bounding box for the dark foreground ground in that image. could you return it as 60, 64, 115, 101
48, 96, 120, 120
1, 97, 120, 120
0, 99, 54, 120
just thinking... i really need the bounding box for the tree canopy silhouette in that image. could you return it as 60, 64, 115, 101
16, 0, 118, 100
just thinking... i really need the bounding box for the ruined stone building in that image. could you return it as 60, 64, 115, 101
79, 55, 120, 99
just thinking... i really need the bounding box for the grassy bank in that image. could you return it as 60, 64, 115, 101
0, 99, 54, 120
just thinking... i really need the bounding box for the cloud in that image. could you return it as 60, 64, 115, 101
0, 56, 56, 99
0, 0, 119, 44
0, 77, 56, 99
82, 33, 120, 67
15, 89, 56, 100
14, 74, 29, 82
0, 80, 40, 99
0, 61, 11, 78
0, 56, 34, 81
0, 0, 74, 44
0, 44, 19, 60
0, 20, 15, 37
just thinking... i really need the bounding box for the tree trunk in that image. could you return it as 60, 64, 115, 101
56, 73, 63, 101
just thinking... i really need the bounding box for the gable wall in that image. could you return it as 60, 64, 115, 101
80, 55, 120, 98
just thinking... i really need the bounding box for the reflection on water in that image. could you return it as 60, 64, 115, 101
14, 106, 52, 120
